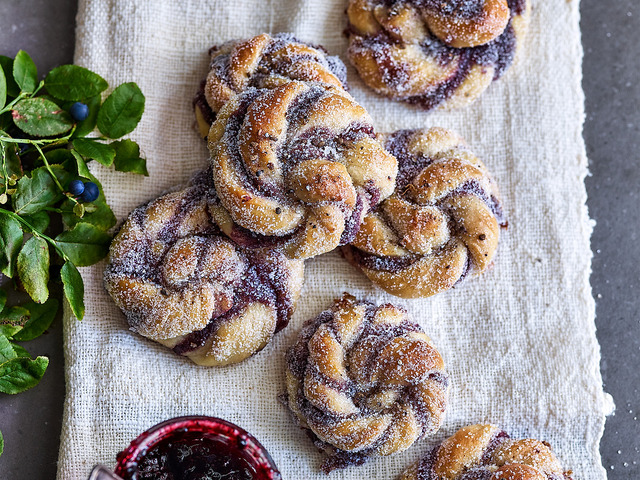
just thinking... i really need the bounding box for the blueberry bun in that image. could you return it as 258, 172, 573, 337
399, 424, 574, 480
284, 293, 449, 471
342, 127, 504, 298
207, 81, 398, 260
104, 174, 304, 366
194, 33, 349, 136
346, 0, 530, 110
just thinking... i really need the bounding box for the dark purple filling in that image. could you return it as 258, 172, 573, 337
419, 0, 485, 19
192, 79, 217, 126
347, 246, 421, 273
124, 430, 255, 480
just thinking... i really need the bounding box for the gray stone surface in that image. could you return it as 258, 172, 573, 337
0, 0, 638, 478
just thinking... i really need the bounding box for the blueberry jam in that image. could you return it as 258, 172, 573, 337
131, 431, 253, 480
115, 417, 281, 480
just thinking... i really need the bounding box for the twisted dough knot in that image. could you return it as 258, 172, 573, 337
104, 175, 304, 366
346, 0, 530, 110
399, 424, 574, 480
208, 80, 398, 260
194, 33, 348, 136
342, 127, 504, 298
285, 294, 449, 471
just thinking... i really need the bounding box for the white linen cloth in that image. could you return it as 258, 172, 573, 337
58, 0, 614, 478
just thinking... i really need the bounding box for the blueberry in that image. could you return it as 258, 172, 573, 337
68, 179, 85, 196
80, 182, 99, 202
70, 102, 89, 122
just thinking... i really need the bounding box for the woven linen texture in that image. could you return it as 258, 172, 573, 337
58, 1, 613, 478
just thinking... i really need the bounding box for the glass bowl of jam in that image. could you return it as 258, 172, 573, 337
114, 416, 281, 480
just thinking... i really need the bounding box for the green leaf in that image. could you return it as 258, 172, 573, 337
96, 82, 145, 139
0, 334, 17, 363
0, 56, 20, 98
12, 50, 38, 94
61, 262, 84, 320
0, 355, 48, 394
112, 139, 148, 175
45, 148, 73, 165
11, 343, 30, 358
23, 211, 50, 233
2, 143, 24, 182
12, 166, 64, 215
0, 66, 6, 110
0, 290, 6, 311
0, 214, 23, 278
72, 94, 101, 138
44, 65, 108, 101
0, 428, 4, 457
73, 138, 115, 167
13, 299, 58, 341
0, 306, 30, 338
55, 223, 111, 266
0, 112, 12, 131
12, 97, 73, 137
17, 236, 49, 304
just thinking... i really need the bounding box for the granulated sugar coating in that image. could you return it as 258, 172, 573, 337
284, 293, 449, 472
193, 33, 349, 136
207, 80, 398, 260
398, 424, 575, 480
342, 127, 504, 298
104, 173, 304, 367
346, 0, 530, 110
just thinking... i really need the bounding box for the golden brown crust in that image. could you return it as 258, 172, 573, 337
284, 293, 449, 471
346, 0, 531, 110
207, 81, 398, 260
342, 127, 503, 298
399, 424, 574, 480
194, 33, 348, 136
104, 175, 304, 367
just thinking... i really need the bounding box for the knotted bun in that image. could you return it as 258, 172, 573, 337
194, 33, 348, 136
285, 293, 449, 471
399, 424, 574, 480
104, 174, 304, 366
346, 0, 530, 110
208, 81, 398, 260
342, 127, 504, 298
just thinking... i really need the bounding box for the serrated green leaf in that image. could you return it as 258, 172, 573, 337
13, 299, 58, 341
67, 150, 90, 180
0, 56, 20, 98
2, 143, 24, 181
17, 236, 49, 304
73, 138, 115, 167
0, 214, 23, 278
0, 290, 6, 311
12, 166, 65, 215
61, 262, 84, 320
0, 355, 48, 394
96, 82, 145, 139
44, 65, 108, 101
112, 139, 148, 175
23, 211, 50, 233
0, 66, 6, 110
0, 334, 17, 363
11, 343, 30, 358
12, 97, 73, 137
0, 306, 30, 338
55, 223, 111, 266
72, 94, 101, 138
12, 51, 37, 94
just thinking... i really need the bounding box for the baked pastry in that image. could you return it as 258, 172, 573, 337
207, 80, 398, 260
104, 174, 304, 367
399, 424, 574, 480
284, 293, 449, 471
346, 0, 530, 110
342, 127, 504, 298
194, 33, 349, 136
